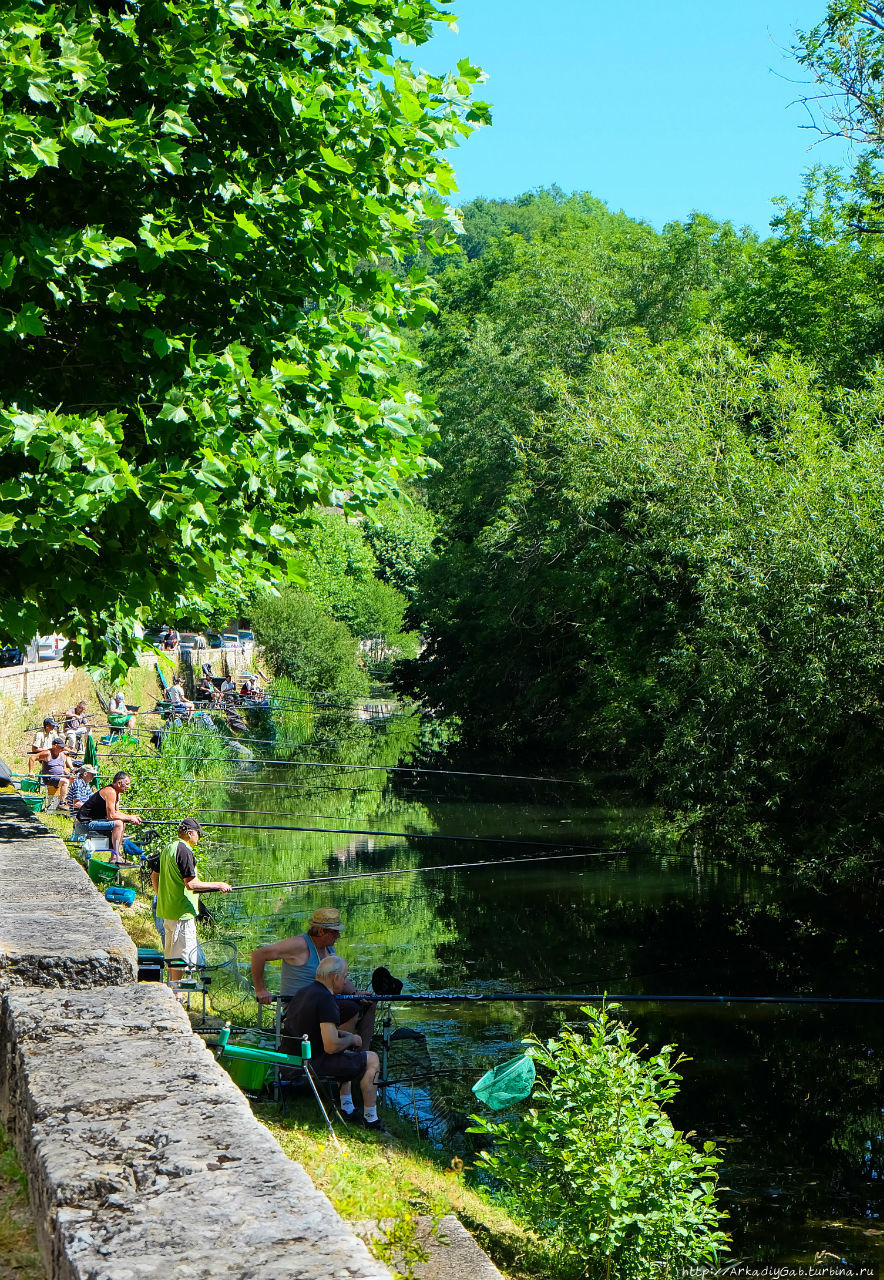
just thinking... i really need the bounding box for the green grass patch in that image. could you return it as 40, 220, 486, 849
257, 1098, 545, 1280
0, 1124, 43, 1280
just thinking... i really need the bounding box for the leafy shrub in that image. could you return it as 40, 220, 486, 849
252, 589, 369, 705
471, 1006, 728, 1280
363, 499, 438, 601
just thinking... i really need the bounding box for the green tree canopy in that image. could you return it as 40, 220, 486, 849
251, 586, 369, 703
0, 0, 487, 671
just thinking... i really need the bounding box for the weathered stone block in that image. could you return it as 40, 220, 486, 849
0, 795, 137, 991
3, 985, 390, 1279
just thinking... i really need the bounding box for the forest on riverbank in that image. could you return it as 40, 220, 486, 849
6, 0, 884, 884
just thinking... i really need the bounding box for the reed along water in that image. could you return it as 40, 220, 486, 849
193, 703, 884, 1268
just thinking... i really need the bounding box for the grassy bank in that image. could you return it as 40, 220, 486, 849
257, 1099, 541, 1280
0, 1125, 43, 1280
0, 660, 168, 768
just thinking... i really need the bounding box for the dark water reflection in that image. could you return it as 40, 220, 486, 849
204, 713, 884, 1266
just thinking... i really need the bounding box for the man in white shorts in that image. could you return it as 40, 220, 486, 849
156, 818, 231, 988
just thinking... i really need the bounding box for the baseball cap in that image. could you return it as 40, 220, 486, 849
179, 817, 203, 834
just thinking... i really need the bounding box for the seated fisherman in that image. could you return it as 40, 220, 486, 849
195, 674, 220, 705
250, 908, 377, 1106
156, 818, 231, 986
281, 955, 383, 1131
63, 701, 94, 751
76, 770, 143, 863
168, 678, 195, 713
28, 717, 59, 774
67, 761, 97, 818
108, 691, 137, 731
40, 737, 74, 810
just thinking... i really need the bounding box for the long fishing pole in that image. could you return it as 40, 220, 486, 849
188, 778, 392, 794
215, 849, 623, 892
141, 818, 620, 852
348, 991, 884, 1007
99, 754, 589, 786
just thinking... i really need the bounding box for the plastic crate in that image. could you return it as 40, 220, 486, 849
220, 1055, 271, 1092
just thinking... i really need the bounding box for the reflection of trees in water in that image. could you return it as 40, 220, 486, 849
202, 709, 884, 1265
631, 1004, 884, 1263
205, 707, 457, 989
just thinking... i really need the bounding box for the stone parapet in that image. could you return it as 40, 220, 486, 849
1, 985, 389, 1280
0, 794, 136, 992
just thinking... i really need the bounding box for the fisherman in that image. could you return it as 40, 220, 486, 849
40, 738, 74, 811
168, 678, 195, 714
108, 690, 137, 731
28, 717, 59, 774
63, 701, 94, 751
67, 761, 97, 818
281, 955, 383, 1131
76, 770, 143, 863
156, 818, 231, 988
250, 907, 377, 1118
195, 674, 220, 705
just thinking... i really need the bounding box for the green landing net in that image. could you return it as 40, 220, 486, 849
472, 1053, 536, 1110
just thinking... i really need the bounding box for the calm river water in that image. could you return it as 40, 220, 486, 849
196, 705, 883, 1267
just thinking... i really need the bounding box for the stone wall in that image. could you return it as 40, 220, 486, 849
0, 793, 390, 1280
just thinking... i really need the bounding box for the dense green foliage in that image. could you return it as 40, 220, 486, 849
471, 1007, 727, 1279
0, 0, 486, 671
403, 181, 884, 875
251, 587, 370, 704
362, 497, 437, 602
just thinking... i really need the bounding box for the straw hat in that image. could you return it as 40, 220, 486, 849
308, 907, 344, 933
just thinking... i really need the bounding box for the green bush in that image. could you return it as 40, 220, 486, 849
471, 1006, 728, 1280
252, 590, 369, 705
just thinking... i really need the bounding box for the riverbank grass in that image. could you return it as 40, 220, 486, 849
257, 1101, 543, 1280
0, 1125, 43, 1280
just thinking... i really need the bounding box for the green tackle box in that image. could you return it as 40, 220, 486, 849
137, 947, 165, 983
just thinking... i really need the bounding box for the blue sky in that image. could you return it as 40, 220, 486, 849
409, 0, 853, 234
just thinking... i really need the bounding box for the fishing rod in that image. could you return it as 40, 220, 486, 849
345, 992, 884, 1008
188, 778, 393, 794
139, 818, 621, 852
100, 754, 589, 786
213, 849, 625, 892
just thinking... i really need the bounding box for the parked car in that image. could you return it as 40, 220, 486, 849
0, 645, 23, 668
36, 634, 68, 660
222, 633, 241, 649
178, 632, 208, 653
237, 630, 255, 645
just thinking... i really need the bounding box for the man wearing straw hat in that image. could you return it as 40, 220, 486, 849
250, 907, 377, 1120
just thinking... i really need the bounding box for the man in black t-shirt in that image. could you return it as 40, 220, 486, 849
282, 955, 383, 1131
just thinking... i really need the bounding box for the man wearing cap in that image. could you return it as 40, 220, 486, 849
67, 762, 97, 817
156, 818, 231, 985
40, 738, 74, 811
76, 770, 143, 864
28, 717, 59, 774
250, 907, 377, 1119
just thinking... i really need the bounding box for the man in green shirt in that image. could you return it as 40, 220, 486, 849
157, 817, 231, 985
